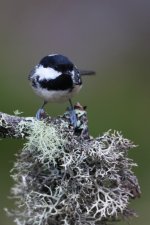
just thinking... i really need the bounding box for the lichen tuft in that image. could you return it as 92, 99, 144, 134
23, 120, 67, 165
7, 115, 140, 225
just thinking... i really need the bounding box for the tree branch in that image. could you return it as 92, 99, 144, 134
0, 103, 89, 139
0, 111, 34, 138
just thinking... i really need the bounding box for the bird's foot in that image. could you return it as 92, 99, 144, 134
68, 107, 78, 128
36, 108, 47, 120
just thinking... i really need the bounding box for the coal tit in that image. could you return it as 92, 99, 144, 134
28, 54, 95, 126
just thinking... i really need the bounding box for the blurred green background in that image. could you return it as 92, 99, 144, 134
0, 0, 149, 224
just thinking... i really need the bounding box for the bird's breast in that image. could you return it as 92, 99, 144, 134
32, 83, 82, 103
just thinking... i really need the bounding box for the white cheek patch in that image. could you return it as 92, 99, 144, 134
35, 65, 61, 80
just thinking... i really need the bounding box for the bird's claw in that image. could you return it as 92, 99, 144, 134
68, 107, 78, 128
36, 108, 46, 120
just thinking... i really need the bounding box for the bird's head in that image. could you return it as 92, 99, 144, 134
40, 54, 74, 72
34, 54, 81, 85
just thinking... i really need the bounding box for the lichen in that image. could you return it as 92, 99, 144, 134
7, 117, 140, 225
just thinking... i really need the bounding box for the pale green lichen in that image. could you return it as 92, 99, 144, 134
13, 110, 24, 116
23, 120, 67, 165
7, 119, 140, 225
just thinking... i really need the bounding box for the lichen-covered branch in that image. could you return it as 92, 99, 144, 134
0, 112, 34, 138
1, 104, 141, 225
0, 103, 89, 139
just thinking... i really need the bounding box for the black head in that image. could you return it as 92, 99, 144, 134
39, 54, 74, 72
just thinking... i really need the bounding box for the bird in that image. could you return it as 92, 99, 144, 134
28, 54, 95, 127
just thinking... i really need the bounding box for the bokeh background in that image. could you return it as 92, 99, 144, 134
0, 0, 150, 224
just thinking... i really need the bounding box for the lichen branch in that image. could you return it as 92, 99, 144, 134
1, 103, 141, 225
0, 112, 34, 138
0, 103, 89, 139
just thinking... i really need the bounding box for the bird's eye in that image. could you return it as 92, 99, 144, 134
36, 75, 39, 81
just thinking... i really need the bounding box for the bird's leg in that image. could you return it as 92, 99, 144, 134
68, 99, 77, 127
36, 101, 47, 120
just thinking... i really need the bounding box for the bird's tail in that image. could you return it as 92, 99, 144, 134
79, 70, 96, 76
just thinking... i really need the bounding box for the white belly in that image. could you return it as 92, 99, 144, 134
32, 85, 82, 103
